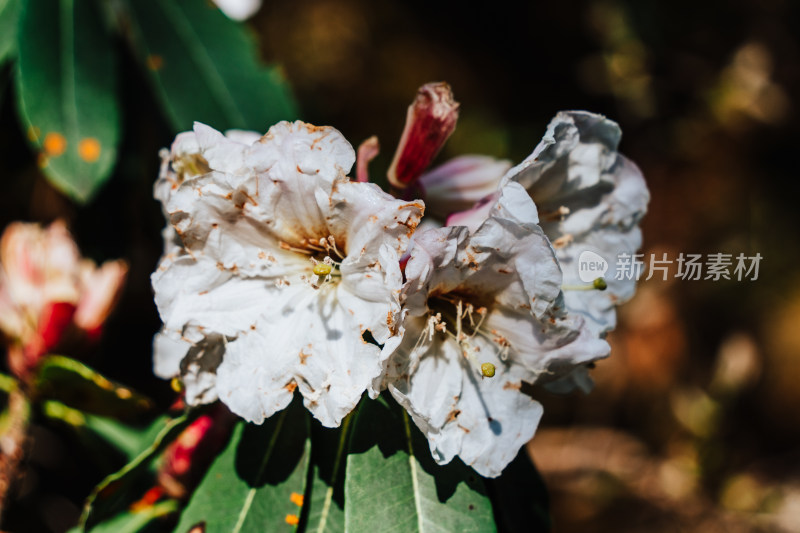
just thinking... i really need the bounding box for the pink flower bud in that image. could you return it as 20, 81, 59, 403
158, 404, 236, 499
387, 82, 459, 189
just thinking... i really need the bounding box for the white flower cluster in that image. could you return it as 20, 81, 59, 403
152, 109, 648, 478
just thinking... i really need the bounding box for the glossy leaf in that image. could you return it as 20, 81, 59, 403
15, 0, 120, 202
122, 0, 297, 133
174, 397, 310, 532
35, 355, 153, 420
0, 0, 20, 63
345, 397, 496, 533
80, 411, 198, 530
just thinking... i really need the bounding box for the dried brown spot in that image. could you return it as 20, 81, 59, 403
503, 381, 521, 391
369, 214, 378, 223
497, 268, 512, 274
446, 409, 461, 422
258, 251, 266, 259
216, 262, 225, 271
299, 349, 311, 364
250, 324, 256, 330
303, 123, 327, 134
198, 290, 209, 296
285, 381, 298, 393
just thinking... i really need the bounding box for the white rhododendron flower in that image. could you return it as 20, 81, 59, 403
382, 181, 610, 477
152, 121, 423, 427
448, 111, 649, 338
212, 0, 261, 21
501, 111, 649, 337
436, 111, 649, 393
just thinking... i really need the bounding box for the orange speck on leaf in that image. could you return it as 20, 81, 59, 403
290, 492, 304, 506
78, 138, 102, 162
146, 54, 164, 71
285, 514, 300, 526
43, 132, 67, 156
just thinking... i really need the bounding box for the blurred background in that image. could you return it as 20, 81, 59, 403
1, 0, 799, 531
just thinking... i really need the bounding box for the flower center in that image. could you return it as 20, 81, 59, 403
418, 295, 510, 378
280, 236, 345, 290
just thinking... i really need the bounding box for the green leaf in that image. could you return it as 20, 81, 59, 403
122, 0, 297, 133
301, 416, 353, 533
175, 397, 310, 532
35, 355, 153, 420
81, 410, 199, 530
345, 397, 496, 533
0, 0, 20, 63
0, 371, 15, 395
485, 449, 550, 533
69, 499, 179, 533
14, 0, 120, 202
41, 400, 168, 463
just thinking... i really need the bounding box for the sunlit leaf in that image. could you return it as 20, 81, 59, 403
345, 397, 496, 533
0, 0, 20, 64
14, 0, 120, 202
174, 397, 310, 532
80, 411, 199, 530
122, 0, 297, 133
68, 499, 179, 533
35, 355, 152, 420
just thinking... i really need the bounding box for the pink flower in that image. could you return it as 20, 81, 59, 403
0, 221, 127, 379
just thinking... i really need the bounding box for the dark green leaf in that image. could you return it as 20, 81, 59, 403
300, 416, 353, 533
0, 0, 20, 63
122, 0, 297, 133
175, 397, 310, 532
485, 448, 550, 533
35, 355, 153, 420
15, 0, 120, 202
81, 411, 199, 530
41, 400, 168, 463
345, 397, 496, 533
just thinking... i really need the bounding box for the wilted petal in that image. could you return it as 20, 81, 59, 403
502, 111, 649, 336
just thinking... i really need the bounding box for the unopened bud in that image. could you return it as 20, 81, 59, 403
388, 82, 460, 189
